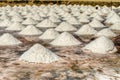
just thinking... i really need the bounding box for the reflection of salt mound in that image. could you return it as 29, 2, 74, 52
19, 43, 60, 63
22, 18, 37, 25
0, 33, 22, 46
6, 22, 25, 31
36, 19, 57, 28
55, 22, 77, 32
19, 25, 42, 36
110, 23, 120, 31
82, 36, 117, 54
89, 19, 106, 28
39, 29, 60, 40
95, 28, 117, 38
75, 25, 97, 35
50, 32, 81, 46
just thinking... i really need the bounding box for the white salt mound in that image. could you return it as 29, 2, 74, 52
82, 36, 117, 54
50, 32, 81, 46
22, 18, 37, 25
105, 13, 120, 24
90, 13, 104, 21
32, 14, 43, 21
79, 17, 90, 23
66, 17, 81, 25
89, 19, 106, 28
39, 29, 60, 40
0, 19, 12, 28
36, 19, 57, 28
19, 43, 60, 63
110, 23, 120, 31
95, 28, 117, 38
49, 16, 61, 23
6, 22, 25, 31
94, 73, 113, 80
0, 33, 22, 46
0, 14, 10, 20
19, 25, 42, 36
11, 15, 23, 22
75, 25, 97, 35
55, 22, 77, 32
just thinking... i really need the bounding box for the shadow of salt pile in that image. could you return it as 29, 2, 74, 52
113, 35, 120, 54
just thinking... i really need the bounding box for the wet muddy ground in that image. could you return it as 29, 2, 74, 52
0, 34, 120, 80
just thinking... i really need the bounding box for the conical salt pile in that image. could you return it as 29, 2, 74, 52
75, 25, 97, 35
39, 12, 47, 18
0, 33, 22, 46
6, 22, 25, 31
19, 25, 42, 36
22, 17, 37, 25
0, 14, 10, 20
79, 17, 90, 24
95, 28, 117, 38
24, 13, 33, 18
110, 23, 120, 31
105, 12, 120, 24
32, 14, 43, 21
39, 29, 60, 40
11, 15, 23, 22
49, 16, 61, 23
82, 36, 117, 54
89, 19, 106, 28
50, 32, 81, 46
0, 19, 12, 28
19, 43, 60, 63
36, 19, 57, 28
66, 17, 81, 25
90, 13, 104, 21
55, 22, 77, 32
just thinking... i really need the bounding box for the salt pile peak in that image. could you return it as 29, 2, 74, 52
78, 15, 90, 23
110, 23, 120, 30
22, 17, 37, 25
6, 22, 25, 31
66, 17, 81, 25
19, 43, 60, 63
39, 29, 60, 40
48, 16, 61, 23
90, 13, 104, 21
75, 24, 97, 35
36, 19, 57, 28
89, 19, 106, 28
32, 14, 43, 21
0, 33, 22, 46
105, 13, 120, 24
95, 28, 117, 38
11, 15, 23, 22
0, 19, 12, 28
55, 22, 77, 32
19, 25, 42, 36
50, 32, 81, 46
0, 14, 10, 20
82, 36, 117, 54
